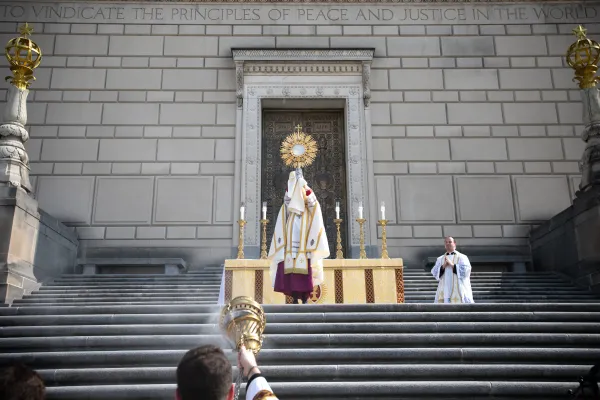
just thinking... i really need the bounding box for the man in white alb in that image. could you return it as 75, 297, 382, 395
431, 236, 474, 303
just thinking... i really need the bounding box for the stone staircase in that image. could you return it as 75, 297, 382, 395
0, 268, 599, 399
404, 270, 600, 303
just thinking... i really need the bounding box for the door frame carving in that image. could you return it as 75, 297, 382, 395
232, 49, 376, 258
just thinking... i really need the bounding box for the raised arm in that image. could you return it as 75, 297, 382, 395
305, 186, 317, 208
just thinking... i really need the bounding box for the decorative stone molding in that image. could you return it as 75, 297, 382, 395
578, 87, 600, 193
236, 61, 244, 108
233, 48, 374, 108
0, 85, 32, 193
362, 61, 371, 108
233, 49, 374, 62
244, 62, 363, 75
242, 84, 369, 247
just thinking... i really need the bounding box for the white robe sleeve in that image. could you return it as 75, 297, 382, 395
246, 376, 278, 400
456, 254, 472, 280
431, 256, 443, 281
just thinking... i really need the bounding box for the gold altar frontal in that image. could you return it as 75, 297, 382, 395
223, 259, 404, 304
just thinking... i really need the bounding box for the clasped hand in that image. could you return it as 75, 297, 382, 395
443, 256, 454, 268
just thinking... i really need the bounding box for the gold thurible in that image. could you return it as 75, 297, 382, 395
260, 219, 269, 260
5, 23, 42, 90
237, 220, 246, 260
334, 218, 344, 259
378, 219, 389, 259
356, 218, 367, 259
566, 25, 600, 89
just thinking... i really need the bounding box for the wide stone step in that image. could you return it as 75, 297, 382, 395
3, 311, 598, 326
1, 333, 597, 351
40, 284, 222, 290
11, 301, 218, 307
4, 348, 598, 368
35, 364, 591, 386
50, 279, 222, 285
3, 303, 600, 316
58, 274, 222, 278
404, 283, 585, 290
43, 381, 579, 400
404, 290, 600, 301
405, 300, 600, 304
2, 322, 599, 337
16, 295, 219, 302
27, 291, 221, 298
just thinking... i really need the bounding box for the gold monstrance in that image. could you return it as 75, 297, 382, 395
280, 124, 318, 169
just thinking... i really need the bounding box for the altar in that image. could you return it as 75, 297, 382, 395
223, 124, 404, 305
223, 258, 404, 304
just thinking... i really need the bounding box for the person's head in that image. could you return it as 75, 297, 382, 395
444, 236, 456, 253
176, 345, 233, 400
0, 363, 45, 400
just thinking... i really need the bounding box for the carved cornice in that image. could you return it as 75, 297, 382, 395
244, 62, 363, 75
233, 49, 374, 62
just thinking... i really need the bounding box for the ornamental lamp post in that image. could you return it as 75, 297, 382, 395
566, 25, 600, 194
0, 22, 42, 192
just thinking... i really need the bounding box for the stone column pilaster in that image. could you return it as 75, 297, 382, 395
0, 84, 33, 193
578, 87, 600, 193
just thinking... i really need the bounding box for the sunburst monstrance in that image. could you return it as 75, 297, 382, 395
280, 125, 318, 168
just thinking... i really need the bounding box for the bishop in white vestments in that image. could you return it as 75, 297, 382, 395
268, 170, 330, 304
431, 236, 474, 303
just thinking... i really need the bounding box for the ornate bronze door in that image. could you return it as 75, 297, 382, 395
262, 110, 347, 259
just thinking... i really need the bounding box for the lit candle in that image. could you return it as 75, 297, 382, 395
262, 202, 267, 220
335, 201, 340, 219
240, 204, 245, 221
358, 202, 363, 219
380, 201, 386, 220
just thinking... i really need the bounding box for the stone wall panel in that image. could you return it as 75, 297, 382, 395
455, 176, 515, 222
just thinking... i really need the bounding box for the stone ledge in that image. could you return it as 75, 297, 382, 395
77, 258, 187, 275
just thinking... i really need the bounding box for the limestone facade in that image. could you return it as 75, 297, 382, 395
1, 0, 598, 267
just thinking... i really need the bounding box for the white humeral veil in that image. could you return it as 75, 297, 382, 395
268, 172, 329, 288
431, 250, 474, 303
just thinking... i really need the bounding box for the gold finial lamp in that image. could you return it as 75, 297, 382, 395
5, 23, 42, 90
566, 25, 600, 89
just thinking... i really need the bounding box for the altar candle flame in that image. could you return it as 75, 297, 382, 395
262, 202, 267, 220
335, 201, 340, 219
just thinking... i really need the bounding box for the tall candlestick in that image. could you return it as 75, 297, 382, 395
358, 201, 363, 219
260, 217, 269, 259
335, 201, 340, 219
240, 204, 245, 221
356, 217, 367, 259
237, 220, 246, 259
378, 219, 389, 259
380, 201, 386, 221
334, 218, 344, 259
262, 201, 267, 220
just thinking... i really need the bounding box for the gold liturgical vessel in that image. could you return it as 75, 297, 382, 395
219, 296, 266, 354
220, 296, 266, 400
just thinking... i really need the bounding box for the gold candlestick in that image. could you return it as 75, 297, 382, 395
334, 218, 344, 259
356, 218, 367, 259
260, 219, 269, 259
378, 219, 389, 259
237, 220, 246, 259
